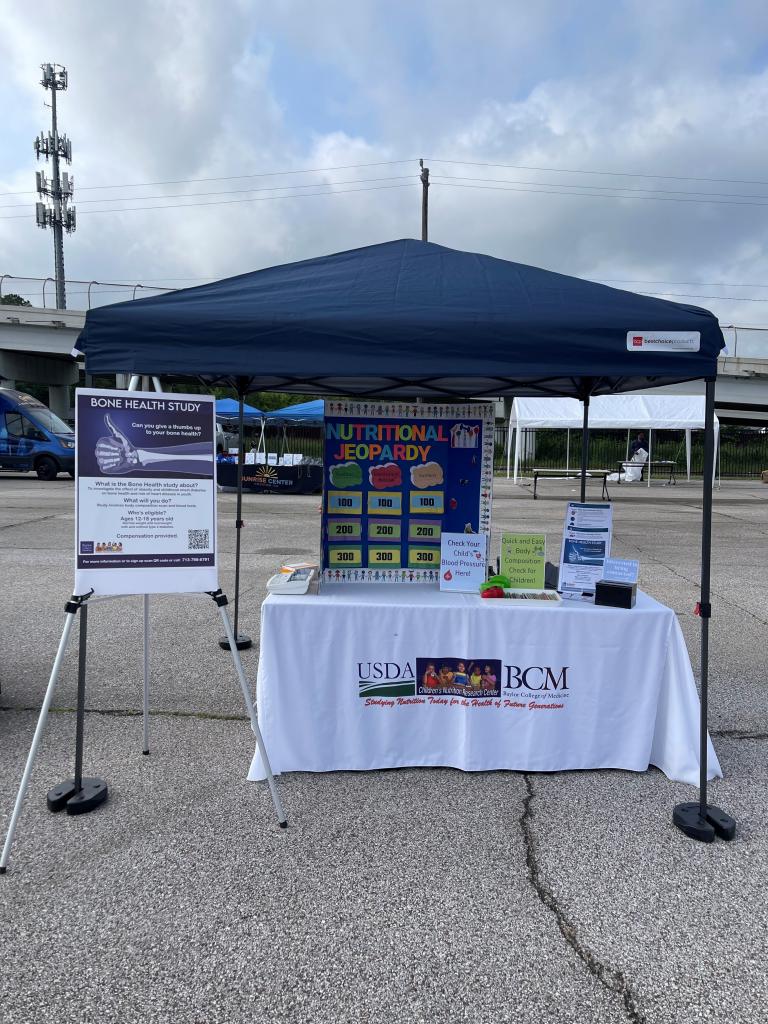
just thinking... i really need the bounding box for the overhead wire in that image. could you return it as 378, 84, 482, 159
425, 157, 768, 188
0, 181, 419, 219
5, 174, 766, 220
600, 279, 768, 288
0, 159, 418, 197
0, 174, 418, 209
639, 292, 768, 302
432, 179, 768, 207
432, 173, 768, 201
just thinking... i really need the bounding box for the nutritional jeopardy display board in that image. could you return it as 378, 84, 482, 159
321, 400, 495, 584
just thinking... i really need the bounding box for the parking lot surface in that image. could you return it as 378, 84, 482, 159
1, 475, 766, 1023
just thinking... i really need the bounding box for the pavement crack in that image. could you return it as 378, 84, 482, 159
0, 513, 61, 531
712, 728, 768, 740
521, 774, 646, 1024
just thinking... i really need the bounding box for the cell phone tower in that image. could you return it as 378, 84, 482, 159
34, 63, 76, 310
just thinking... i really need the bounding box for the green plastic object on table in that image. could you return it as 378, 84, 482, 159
479, 574, 511, 598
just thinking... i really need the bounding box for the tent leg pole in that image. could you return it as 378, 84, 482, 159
220, 388, 251, 652
673, 379, 735, 843
580, 396, 590, 503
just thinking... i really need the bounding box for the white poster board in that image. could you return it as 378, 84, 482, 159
558, 502, 613, 597
74, 388, 218, 596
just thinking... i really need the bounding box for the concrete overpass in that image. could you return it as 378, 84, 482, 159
1, 304, 767, 423
0, 306, 84, 417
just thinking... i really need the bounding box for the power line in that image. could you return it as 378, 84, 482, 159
5, 174, 766, 221
640, 292, 768, 302
4, 152, 767, 199
0, 159, 417, 197
434, 179, 768, 207
601, 279, 768, 288
426, 157, 768, 188
0, 174, 416, 210
432, 173, 768, 201
0, 182, 419, 220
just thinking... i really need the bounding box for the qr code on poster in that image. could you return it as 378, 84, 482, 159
187, 529, 210, 550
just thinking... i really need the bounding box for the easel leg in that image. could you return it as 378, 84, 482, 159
142, 594, 150, 755
47, 601, 109, 816
1, 606, 78, 874
211, 592, 287, 828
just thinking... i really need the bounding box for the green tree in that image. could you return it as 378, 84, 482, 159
0, 293, 32, 307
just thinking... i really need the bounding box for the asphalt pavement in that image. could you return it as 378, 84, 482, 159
0, 473, 766, 1023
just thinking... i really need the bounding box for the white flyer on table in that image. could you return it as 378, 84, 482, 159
558, 502, 613, 596
75, 388, 218, 596
439, 532, 487, 592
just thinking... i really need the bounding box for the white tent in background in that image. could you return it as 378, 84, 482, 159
506, 394, 720, 486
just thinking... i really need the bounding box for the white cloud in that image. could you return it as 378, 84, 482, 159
0, 1, 767, 327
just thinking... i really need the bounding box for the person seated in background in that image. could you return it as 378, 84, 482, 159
630, 431, 647, 457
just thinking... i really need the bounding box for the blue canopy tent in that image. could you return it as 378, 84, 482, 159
264, 400, 324, 423
263, 399, 324, 462
75, 238, 731, 842
215, 398, 264, 421
78, 238, 722, 399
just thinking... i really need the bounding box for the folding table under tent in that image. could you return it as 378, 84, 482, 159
506, 394, 720, 486
68, 237, 733, 843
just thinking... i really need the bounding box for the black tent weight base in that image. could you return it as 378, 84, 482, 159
673, 802, 736, 843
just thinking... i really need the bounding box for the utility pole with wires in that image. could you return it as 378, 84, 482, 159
420, 158, 429, 241
35, 63, 76, 310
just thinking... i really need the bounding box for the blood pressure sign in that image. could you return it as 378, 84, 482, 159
75, 388, 218, 596
321, 400, 494, 584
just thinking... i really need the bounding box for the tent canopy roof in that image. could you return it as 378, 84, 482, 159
77, 239, 724, 399
264, 399, 324, 423
510, 394, 719, 430
214, 397, 263, 420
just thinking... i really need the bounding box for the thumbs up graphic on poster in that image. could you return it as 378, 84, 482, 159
94, 414, 214, 477
95, 415, 140, 474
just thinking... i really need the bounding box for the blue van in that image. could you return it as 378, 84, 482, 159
0, 387, 75, 479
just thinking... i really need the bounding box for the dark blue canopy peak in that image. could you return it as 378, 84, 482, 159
77, 239, 724, 399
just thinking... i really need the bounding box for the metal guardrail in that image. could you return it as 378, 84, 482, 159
0, 274, 175, 309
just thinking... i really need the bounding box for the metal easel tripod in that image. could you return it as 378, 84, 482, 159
0, 588, 286, 875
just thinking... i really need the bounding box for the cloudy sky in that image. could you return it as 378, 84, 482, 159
1, 0, 767, 329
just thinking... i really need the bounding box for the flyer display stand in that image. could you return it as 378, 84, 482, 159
0, 385, 286, 875
0, 588, 287, 874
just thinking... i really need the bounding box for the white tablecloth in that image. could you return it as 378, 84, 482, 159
249, 585, 721, 786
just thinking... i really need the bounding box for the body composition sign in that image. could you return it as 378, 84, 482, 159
322, 400, 494, 583
75, 388, 217, 596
